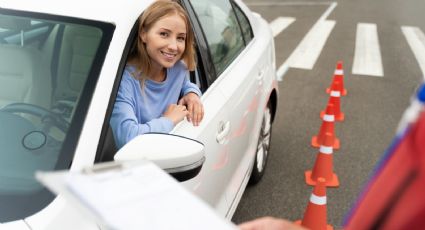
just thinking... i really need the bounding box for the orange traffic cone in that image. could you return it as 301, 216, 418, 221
326, 61, 347, 96
312, 104, 340, 149
321, 81, 344, 122
305, 132, 339, 187
295, 177, 333, 230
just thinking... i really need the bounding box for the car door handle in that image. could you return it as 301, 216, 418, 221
256, 69, 265, 81
216, 121, 231, 144
257, 70, 264, 80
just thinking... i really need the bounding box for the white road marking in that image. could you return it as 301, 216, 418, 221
277, 2, 338, 81
317, 1, 338, 21
276, 62, 290, 80
402, 26, 425, 80
352, 23, 384, 77
286, 20, 335, 69
270, 17, 295, 37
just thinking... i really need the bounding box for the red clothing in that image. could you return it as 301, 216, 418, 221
345, 112, 425, 230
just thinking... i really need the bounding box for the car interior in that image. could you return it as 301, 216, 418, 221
0, 18, 51, 109
0, 14, 103, 195
0, 12, 111, 221
52, 24, 102, 115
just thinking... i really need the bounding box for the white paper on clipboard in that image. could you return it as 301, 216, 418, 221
36, 160, 237, 230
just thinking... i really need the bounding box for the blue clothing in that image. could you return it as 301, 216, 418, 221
110, 61, 201, 149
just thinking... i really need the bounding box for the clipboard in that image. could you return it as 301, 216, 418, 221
36, 160, 237, 230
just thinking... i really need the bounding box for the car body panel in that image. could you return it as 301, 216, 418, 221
0, 220, 30, 230
174, 86, 231, 214
25, 198, 99, 230
214, 6, 277, 218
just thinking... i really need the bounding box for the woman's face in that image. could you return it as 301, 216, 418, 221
141, 13, 187, 71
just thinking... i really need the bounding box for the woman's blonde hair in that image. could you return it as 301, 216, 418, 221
128, 0, 196, 78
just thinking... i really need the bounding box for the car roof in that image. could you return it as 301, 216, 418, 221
0, 0, 154, 26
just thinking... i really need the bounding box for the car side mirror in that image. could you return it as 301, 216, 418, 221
114, 133, 205, 182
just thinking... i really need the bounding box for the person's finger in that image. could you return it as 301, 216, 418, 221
181, 105, 187, 112
187, 102, 194, 122
179, 104, 189, 121
178, 97, 185, 106
180, 105, 189, 118
193, 103, 200, 126
197, 103, 204, 125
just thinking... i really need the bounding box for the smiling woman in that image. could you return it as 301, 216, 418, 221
109, 0, 204, 150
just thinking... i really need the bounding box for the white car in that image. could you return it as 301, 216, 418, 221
0, 0, 278, 229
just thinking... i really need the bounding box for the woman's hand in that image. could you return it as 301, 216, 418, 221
163, 104, 189, 125
178, 92, 204, 126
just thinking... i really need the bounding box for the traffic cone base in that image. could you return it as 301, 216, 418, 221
320, 110, 344, 122
294, 220, 334, 230
326, 87, 347, 96
311, 136, 340, 149
304, 170, 340, 187
297, 178, 334, 230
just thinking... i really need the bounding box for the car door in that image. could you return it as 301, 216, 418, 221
168, 2, 232, 215
184, 0, 267, 217
218, 0, 275, 212
171, 62, 231, 214
173, 83, 231, 216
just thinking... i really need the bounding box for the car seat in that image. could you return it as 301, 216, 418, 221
52, 24, 102, 112
0, 18, 51, 109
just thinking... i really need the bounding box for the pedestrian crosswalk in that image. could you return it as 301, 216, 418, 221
286, 20, 335, 70
269, 17, 295, 37
267, 10, 425, 81
274, 2, 338, 80
352, 23, 383, 77
402, 26, 425, 80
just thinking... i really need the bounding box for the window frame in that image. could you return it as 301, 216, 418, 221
94, 19, 139, 163
182, 0, 217, 87
230, 0, 254, 46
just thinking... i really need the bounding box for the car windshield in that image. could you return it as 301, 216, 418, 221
0, 9, 114, 222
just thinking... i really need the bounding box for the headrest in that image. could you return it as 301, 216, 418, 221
0, 17, 31, 31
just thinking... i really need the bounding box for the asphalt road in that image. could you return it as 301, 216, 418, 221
232, 0, 425, 227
